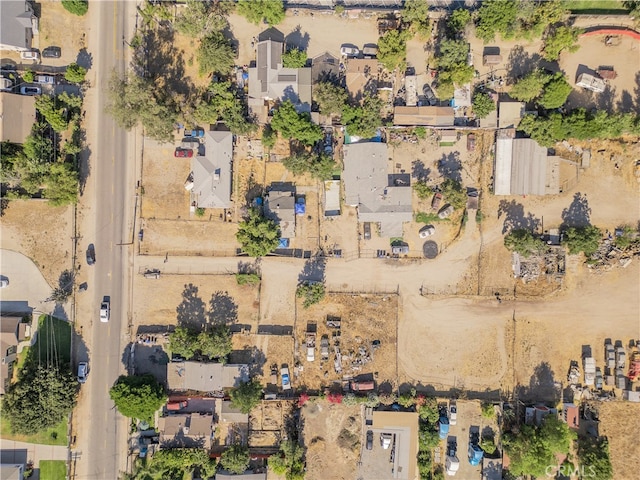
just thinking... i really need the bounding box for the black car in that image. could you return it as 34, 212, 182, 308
86, 244, 96, 265
422, 84, 437, 106
366, 430, 373, 450
42, 46, 62, 59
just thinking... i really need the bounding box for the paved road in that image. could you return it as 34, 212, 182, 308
73, 1, 137, 479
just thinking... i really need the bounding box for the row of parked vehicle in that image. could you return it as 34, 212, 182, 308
19, 46, 62, 61
174, 127, 205, 157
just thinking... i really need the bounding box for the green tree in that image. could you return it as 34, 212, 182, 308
61, 0, 88, 16
269, 440, 306, 480
109, 374, 167, 423
504, 229, 544, 257
447, 8, 472, 34
106, 72, 177, 142
270, 100, 323, 145
22, 70, 34, 83
43, 162, 78, 206
173, 0, 231, 38
229, 379, 263, 413
313, 81, 348, 116
563, 225, 602, 256
440, 178, 466, 209
282, 152, 335, 181
197, 31, 235, 76
296, 282, 326, 308
472, 92, 496, 119
237, 0, 285, 26
417, 397, 439, 424
169, 326, 199, 359
378, 29, 410, 71
436, 39, 474, 86
418, 421, 440, 449
613, 226, 639, 250
475, 0, 518, 42
236, 208, 281, 257
402, 0, 431, 39
262, 125, 277, 150
198, 326, 232, 360
543, 26, 581, 61
538, 73, 573, 109
577, 436, 612, 480
342, 94, 383, 138
35, 95, 69, 132
221, 444, 250, 474
2, 365, 78, 435
141, 448, 217, 479
509, 69, 553, 102
413, 180, 432, 200
64, 63, 87, 83
282, 48, 307, 68
194, 81, 255, 135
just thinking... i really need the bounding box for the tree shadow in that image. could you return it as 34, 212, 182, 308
230, 346, 267, 377
634, 71, 640, 114
237, 259, 261, 276
208, 291, 238, 326
75, 47, 93, 71
298, 254, 326, 283
285, 25, 310, 52
176, 284, 207, 328
244, 173, 264, 208
506, 45, 542, 83
411, 159, 431, 182
561, 192, 591, 228
497, 199, 541, 234
515, 361, 559, 404
77, 129, 91, 196
595, 84, 616, 113
437, 152, 462, 183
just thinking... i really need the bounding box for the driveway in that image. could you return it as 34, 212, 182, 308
0, 439, 68, 480
0, 249, 53, 314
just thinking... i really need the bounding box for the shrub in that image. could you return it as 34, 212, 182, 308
61, 0, 88, 16
195, 207, 205, 217
64, 63, 87, 83
415, 212, 443, 224
481, 402, 495, 419
236, 273, 260, 285
327, 392, 343, 404
298, 393, 310, 407
296, 282, 326, 308
22, 70, 34, 83
413, 181, 432, 200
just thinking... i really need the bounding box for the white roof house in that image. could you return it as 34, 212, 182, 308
0, 0, 37, 52
342, 142, 412, 237
191, 130, 233, 209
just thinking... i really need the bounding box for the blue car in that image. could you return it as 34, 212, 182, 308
184, 127, 205, 138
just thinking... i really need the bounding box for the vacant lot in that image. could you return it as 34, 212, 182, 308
295, 293, 398, 391
248, 400, 293, 448
598, 401, 640, 480
302, 402, 361, 480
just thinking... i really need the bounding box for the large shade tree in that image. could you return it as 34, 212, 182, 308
236, 209, 281, 257
109, 374, 167, 423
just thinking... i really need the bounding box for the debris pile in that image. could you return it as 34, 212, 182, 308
587, 240, 637, 272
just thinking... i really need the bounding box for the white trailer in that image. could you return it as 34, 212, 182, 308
584, 357, 596, 386
576, 73, 606, 93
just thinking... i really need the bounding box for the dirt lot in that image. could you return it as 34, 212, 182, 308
248, 400, 293, 448
598, 401, 640, 480
302, 402, 362, 480
295, 293, 398, 391
0, 201, 73, 287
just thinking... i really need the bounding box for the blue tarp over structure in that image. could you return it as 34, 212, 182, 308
278, 238, 290, 248
295, 198, 306, 215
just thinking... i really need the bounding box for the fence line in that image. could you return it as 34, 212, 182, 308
328, 284, 399, 295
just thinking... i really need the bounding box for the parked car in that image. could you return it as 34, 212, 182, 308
174, 148, 193, 158
42, 46, 62, 58
422, 84, 437, 106
449, 404, 457, 425
20, 50, 40, 60
595, 368, 603, 389
605, 342, 615, 370
184, 127, 204, 138
281, 366, 291, 390
77, 362, 88, 383
419, 225, 436, 238
362, 45, 378, 58
1, 78, 13, 91
431, 192, 443, 211
363, 222, 372, 240
438, 204, 454, 219
20, 86, 41, 95
0, 278, 9, 288
467, 133, 476, 151
380, 433, 393, 449
35, 75, 55, 85
366, 430, 374, 450
100, 298, 110, 323
340, 45, 360, 57
323, 129, 333, 155
86, 244, 96, 265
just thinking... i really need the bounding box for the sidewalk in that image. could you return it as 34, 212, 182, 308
0, 438, 68, 464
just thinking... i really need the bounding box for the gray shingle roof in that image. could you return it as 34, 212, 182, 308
191, 130, 233, 209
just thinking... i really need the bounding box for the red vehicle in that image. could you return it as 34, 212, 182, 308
174, 148, 193, 158
467, 133, 476, 152
431, 192, 443, 211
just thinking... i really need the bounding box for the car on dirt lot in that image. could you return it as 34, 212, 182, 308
174, 148, 193, 158
100, 298, 110, 323
281, 366, 291, 390
86, 244, 96, 265
366, 430, 374, 450
419, 225, 436, 238
340, 45, 360, 57
42, 46, 62, 58
449, 404, 457, 425
431, 192, 443, 210
422, 84, 437, 106
184, 127, 204, 138
20, 50, 40, 61
467, 133, 476, 151
438, 204, 454, 219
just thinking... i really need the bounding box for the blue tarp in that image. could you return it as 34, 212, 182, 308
278, 238, 290, 248
295, 198, 306, 215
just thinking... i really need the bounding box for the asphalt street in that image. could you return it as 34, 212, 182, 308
73, 1, 137, 479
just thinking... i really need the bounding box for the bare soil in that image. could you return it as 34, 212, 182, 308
598, 401, 640, 480
0, 201, 73, 287
248, 400, 293, 448
295, 293, 398, 391
302, 402, 362, 480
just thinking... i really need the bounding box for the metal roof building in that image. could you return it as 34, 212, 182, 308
167, 361, 249, 393
393, 106, 455, 127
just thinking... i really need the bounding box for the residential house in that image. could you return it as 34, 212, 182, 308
498, 101, 525, 129
0, 93, 36, 144
525, 405, 557, 426
311, 52, 339, 84
1, 315, 29, 395
494, 130, 560, 196
342, 142, 412, 237
191, 130, 233, 209
248, 29, 312, 121
0, 464, 24, 480
345, 58, 378, 102
167, 361, 249, 394
264, 186, 296, 239
220, 400, 248, 425
158, 413, 214, 449
0, 0, 37, 52
393, 106, 455, 127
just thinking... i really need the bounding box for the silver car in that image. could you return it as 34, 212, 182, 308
77, 362, 88, 383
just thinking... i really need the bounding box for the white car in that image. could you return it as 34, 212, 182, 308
100, 300, 110, 323
449, 405, 457, 425
0, 278, 9, 288
20, 50, 40, 61
35, 75, 55, 85
340, 46, 360, 57
419, 225, 436, 238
